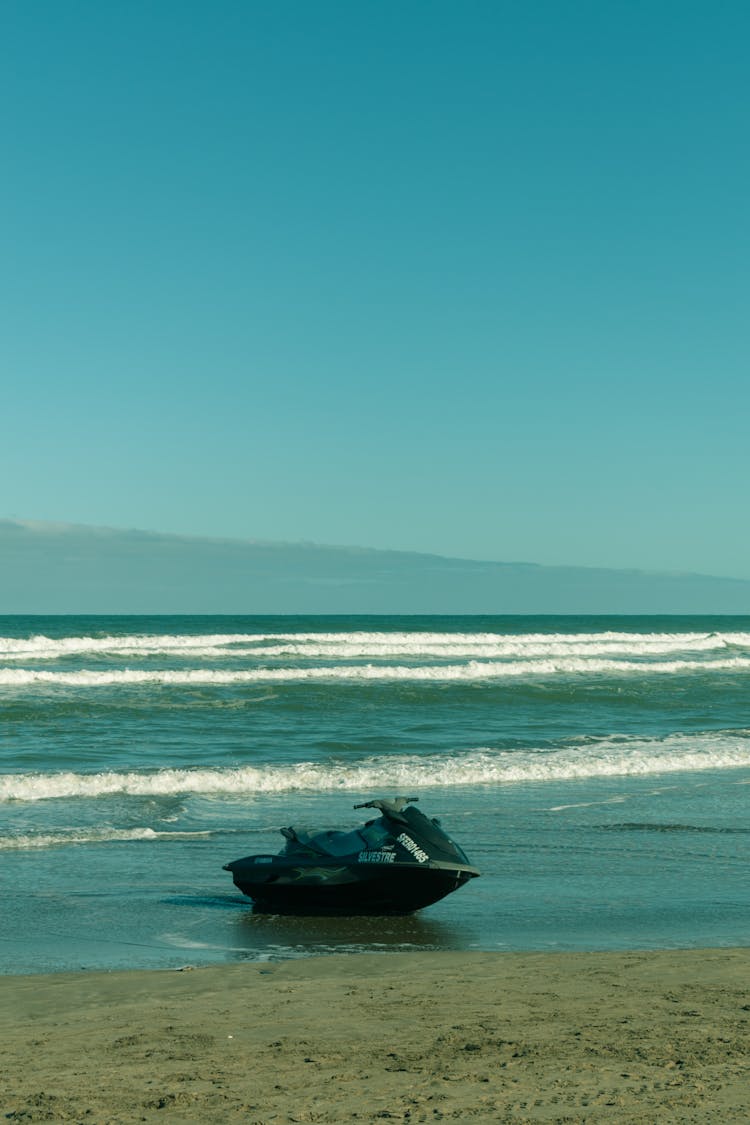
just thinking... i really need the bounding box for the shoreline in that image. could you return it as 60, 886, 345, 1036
2, 948, 749, 1123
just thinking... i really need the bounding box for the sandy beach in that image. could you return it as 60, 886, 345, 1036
1, 949, 748, 1123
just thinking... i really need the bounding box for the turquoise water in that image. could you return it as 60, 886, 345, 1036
1, 615, 749, 973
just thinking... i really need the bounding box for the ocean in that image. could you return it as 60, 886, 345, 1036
1, 614, 749, 975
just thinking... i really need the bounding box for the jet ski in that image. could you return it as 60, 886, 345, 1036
223, 797, 480, 915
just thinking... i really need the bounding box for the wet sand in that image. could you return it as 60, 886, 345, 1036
2, 949, 749, 1123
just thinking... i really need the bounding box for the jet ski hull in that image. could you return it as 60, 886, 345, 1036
224, 856, 478, 915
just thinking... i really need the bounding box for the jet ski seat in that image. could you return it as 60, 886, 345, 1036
281, 825, 369, 857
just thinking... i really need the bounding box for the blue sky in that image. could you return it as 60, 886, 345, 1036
2, 1, 748, 579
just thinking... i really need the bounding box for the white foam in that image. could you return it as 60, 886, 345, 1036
3, 731, 749, 802
1, 655, 749, 687
1, 630, 748, 661
0, 632, 265, 657
0, 827, 212, 849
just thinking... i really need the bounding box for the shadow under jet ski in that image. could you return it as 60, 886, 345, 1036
231, 904, 471, 958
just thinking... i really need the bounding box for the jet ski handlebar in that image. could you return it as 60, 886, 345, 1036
353, 797, 419, 814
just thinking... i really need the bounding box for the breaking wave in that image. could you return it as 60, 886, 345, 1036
3, 731, 749, 802
1, 628, 749, 660
1, 656, 750, 687
0, 827, 212, 849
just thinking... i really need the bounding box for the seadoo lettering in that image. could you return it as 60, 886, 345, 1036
397, 832, 429, 863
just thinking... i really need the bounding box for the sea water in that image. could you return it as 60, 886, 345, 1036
1, 615, 748, 974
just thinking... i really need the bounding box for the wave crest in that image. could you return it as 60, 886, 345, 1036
2, 629, 749, 662
1, 655, 750, 687
3, 731, 749, 801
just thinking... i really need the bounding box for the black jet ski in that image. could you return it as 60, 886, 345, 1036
223, 797, 480, 915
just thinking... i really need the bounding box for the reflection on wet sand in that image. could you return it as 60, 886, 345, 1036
231, 906, 474, 959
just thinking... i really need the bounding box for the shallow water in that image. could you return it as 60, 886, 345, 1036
1, 615, 749, 973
